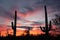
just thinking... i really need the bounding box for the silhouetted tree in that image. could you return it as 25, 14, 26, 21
52, 14, 60, 25
26, 27, 31, 36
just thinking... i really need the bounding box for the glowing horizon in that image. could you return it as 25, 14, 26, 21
0, 0, 60, 37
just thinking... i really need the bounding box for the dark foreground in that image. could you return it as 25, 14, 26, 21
0, 35, 60, 40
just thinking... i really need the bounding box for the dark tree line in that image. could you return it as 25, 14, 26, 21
52, 14, 60, 25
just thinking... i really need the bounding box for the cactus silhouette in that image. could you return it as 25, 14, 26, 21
11, 10, 17, 37
40, 5, 52, 35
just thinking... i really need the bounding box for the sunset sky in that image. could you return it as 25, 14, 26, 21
0, 0, 60, 37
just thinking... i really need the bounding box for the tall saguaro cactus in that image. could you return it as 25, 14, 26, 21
40, 6, 52, 35
11, 10, 17, 37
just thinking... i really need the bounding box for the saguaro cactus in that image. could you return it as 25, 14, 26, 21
40, 6, 52, 35
11, 10, 17, 37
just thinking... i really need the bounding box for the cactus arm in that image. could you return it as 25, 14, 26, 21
40, 26, 46, 32
43, 27, 46, 30
40, 26, 42, 30
11, 22, 14, 29
48, 21, 52, 31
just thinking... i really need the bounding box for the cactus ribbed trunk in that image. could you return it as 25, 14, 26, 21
44, 6, 48, 35
14, 11, 17, 37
